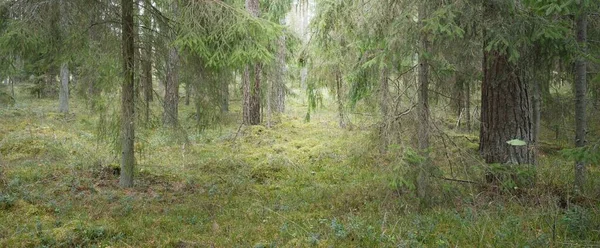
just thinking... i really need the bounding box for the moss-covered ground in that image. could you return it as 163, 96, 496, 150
0, 87, 599, 247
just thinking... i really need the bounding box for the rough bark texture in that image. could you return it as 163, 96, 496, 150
120, 0, 135, 188
479, 49, 534, 165
574, 7, 587, 192
243, 0, 262, 125
163, 45, 180, 127
58, 0, 69, 113
531, 68, 541, 146
59, 63, 69, 113
465, 80, 471, 132
416, 2, 431, 207
141, 0, 153, 124
243, 66, 251, 124
163, 1, 180, 127
417, 4, 430, 153
249, 64, 262, 124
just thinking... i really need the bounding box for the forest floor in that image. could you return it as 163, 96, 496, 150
0, 87, 599, 247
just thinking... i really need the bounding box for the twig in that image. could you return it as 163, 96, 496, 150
432, 176, 479, 185
231, 122, 244, 143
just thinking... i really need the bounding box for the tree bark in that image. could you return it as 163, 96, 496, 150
479, 49, 534, 165
417, 3, 430, 153
163, 1, 180, 127
335, 68, 346, 128
141, 0, 153, 124
59, 63, 69, 113
243, 66, 251, 124
120, 0, 135, 188
416, 1, 431, 207
273, 35, 286, 114
574, 6, 587, 192
465, 79, 471, 132
243, 0, 262, 125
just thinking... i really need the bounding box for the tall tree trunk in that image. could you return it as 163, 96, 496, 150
163, 46, 180, 127
574, 6, 587, 192
163, 1, 180, 127
479, 49, 534, 165
244, 0, 262, 125
120, 0, 135, 188
379, 66, 390, 118
416, 2, 431, 207
58, 0, 68, 113
59, 63, 69, 113
243, 66, 251, 124
417, 3, 430, 153
273, 35, 286, 114
465, 79, 471, 132
532, 66, 541, 148
142, 0, 153, 124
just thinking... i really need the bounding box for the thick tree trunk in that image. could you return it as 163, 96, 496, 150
120, 0, 135, 188
479, 50, 534, 165
59, 63, 69, 113
574, 7, 587, 192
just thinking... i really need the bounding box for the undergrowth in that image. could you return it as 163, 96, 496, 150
0, 89, 599, 247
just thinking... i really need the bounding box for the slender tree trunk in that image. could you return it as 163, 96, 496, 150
243, 66, 251, 124
120, 0, 135, 188
10, 76, 14, 99
574, 6, 587, 192
417, 3, 430, 153
335, 68, 346, 128
142, 0, 153, 124
185, 82, 191, 106
465, 79, 471, 132
380, 66, 390, 118
59, 63, 69, 113
416, 2, 431, 206
244, 0, 262, 125
274, 35, 286, 113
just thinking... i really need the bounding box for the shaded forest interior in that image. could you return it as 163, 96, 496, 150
0, 0, 600, 246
